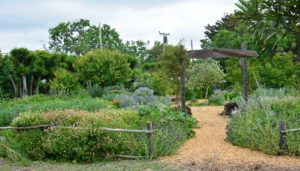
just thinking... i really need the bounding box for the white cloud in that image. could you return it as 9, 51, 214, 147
0, 0, 238, 52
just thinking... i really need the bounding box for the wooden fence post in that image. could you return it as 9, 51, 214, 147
147, 121, 153, 159
279, 121, 287, 153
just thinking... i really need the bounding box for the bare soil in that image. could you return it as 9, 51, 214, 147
162, 106, 300, 171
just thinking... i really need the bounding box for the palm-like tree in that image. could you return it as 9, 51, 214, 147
236, 0, 300, 60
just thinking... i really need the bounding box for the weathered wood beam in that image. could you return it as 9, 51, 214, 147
213, 48, 258, 57
188, 49, 229, 59
188, 49, 258, 59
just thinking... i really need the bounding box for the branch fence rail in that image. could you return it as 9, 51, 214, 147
0, 122, 154, 159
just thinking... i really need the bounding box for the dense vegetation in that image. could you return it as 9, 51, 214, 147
227, 88, 300, 155
0, 91, 197, 162
0, 0, 299, 164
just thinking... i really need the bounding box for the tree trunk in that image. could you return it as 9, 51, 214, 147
19, 82, 22, 97
30, 74, 34, 96
22, 75, 27, 97
295, 34, 300, 62
34, 76, 41, 95
8, 74, 17, 97
205, 86, 209, 99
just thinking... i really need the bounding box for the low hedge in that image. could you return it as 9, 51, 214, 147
0, 107, 197, 162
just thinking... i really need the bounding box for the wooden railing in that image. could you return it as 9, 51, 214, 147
279, 121, 300, 153
0, 122, 154, 159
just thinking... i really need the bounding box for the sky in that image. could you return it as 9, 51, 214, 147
0, 0, 238, 53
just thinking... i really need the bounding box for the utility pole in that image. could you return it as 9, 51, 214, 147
159, 31, 170, 52
190, 40, 193, 50
99, 22, 103, 50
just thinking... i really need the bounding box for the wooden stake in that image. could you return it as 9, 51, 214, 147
147, 122, 153, 159
279, 121, 287, 153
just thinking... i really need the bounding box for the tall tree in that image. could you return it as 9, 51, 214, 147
49, 19, 123, 56
236, 0, 300, 60
10, 48, 33, 97
160, 45, 189, 112
187, 59, 225, 99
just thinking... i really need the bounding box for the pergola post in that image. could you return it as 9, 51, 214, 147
240, 43, 248, 102
180, 64, 187, 113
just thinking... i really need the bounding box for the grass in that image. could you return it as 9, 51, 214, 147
0, 158, 179, 171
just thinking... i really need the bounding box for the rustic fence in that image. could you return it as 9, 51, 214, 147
0, 121, 154, 159
279, 120, 300, 153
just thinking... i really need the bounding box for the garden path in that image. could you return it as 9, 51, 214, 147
162, 106, 300, 170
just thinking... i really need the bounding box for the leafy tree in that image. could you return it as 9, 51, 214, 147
10, 48, 33, 96
187, 59, 225, 99
159, 45, 189, 111
123, 40, 149, 63
235, 0, 300, 60
260, 52, 297, 88
49, 19, 123, 56
74, 49, 132, 88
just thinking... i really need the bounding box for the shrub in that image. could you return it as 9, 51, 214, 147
0, 95, 114, 126
74, 49, 132, 88
87, 85, 104, 98
133, 87, 157, 105
227, 88, 300, 156
208, 90, 225, 105
1, 106, 197, 162
117, 87, 158, 108
49, 69, 80, 97
118, 94, 137, 108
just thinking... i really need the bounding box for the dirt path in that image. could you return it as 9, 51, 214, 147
162, 106, 300, 171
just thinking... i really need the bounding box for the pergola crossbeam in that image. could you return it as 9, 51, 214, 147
188, 48, 258, 59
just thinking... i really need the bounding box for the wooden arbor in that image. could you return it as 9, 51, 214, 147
182, 43, 258, 112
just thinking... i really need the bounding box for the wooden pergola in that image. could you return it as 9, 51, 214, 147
181, 43, 258, 113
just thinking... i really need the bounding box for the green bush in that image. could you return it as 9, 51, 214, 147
49, 69, 80, 97
227, 88, 300, 156
74, 49, 132, 88
87, 85, 104, 98
208, 90, 225, 105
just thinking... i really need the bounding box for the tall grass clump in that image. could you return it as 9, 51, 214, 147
227, 87, 300, 155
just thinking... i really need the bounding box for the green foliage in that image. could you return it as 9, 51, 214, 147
133, 69, 173, 96
159, 45, 189, 97
74, 49, 132, 88
1, 104, 197, 161
48, 19, 123, 56
260, 52, 297, 88
49, 69, 80, 97
188, 59, 225, 99
133, 87, 156, 105
236, 0, 299, 56
0, 95, 114, 126
227, 88, 300, 155
87, 85, 104, 98
208, 90, 225, 105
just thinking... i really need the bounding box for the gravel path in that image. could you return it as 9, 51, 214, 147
162, 106, 300, 171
